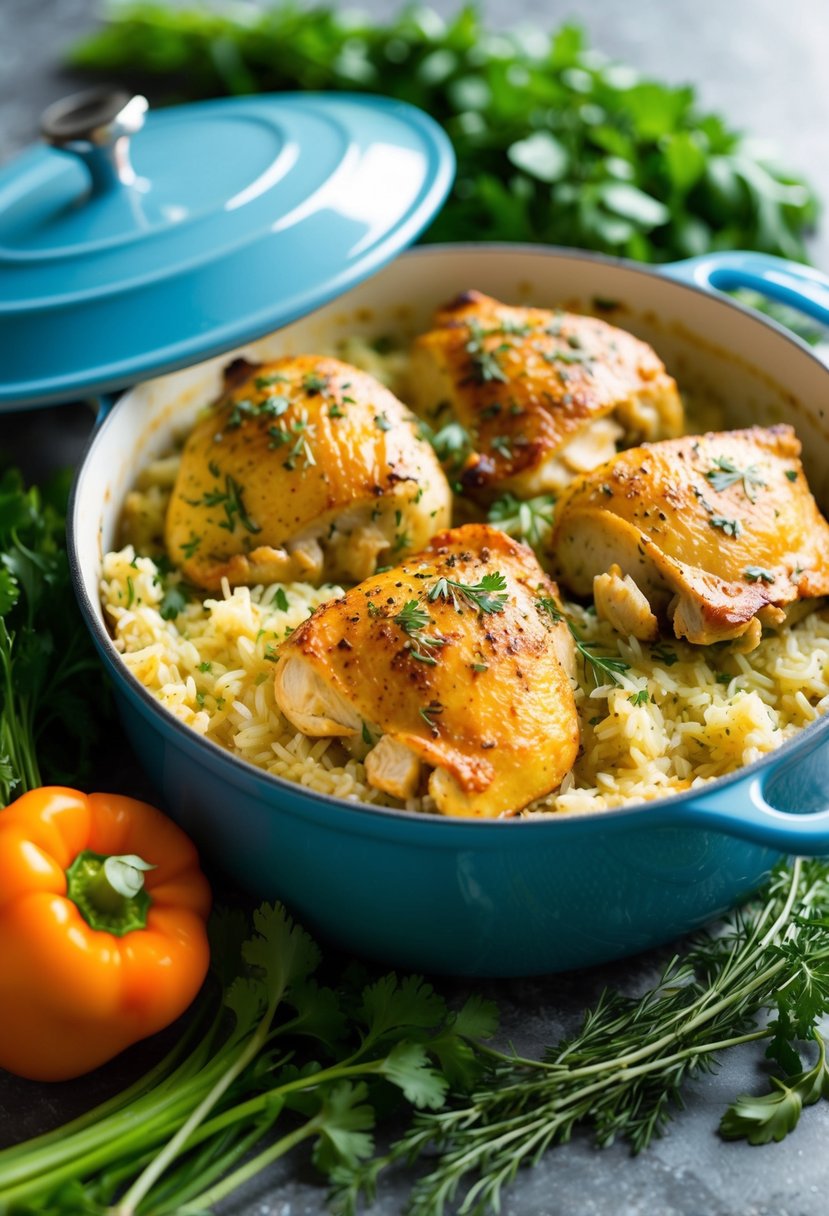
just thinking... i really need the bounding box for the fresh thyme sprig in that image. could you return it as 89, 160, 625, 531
333, 860, 829, 1216
392, 601, 447, 665
428, 573, 508, 614
537, 597, 631, 688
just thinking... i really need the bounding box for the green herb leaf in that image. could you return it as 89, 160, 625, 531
428, 572, 508, 614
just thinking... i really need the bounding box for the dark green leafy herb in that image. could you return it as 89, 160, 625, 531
744, 566, 776, 584
705, 456, 766, 502
186, 474, 261, 534
272, 587, 290, 612
302, 371, 328, 395
393, 600, 446, 664
425, 420, 475, 472
710, 515, 743, 538
628, 689, 650, 706
428, 572, 508, 614
70, 7, 818, 264
0, 468, 109, 802
159, 582, 189, 621
334, 861, 829, 1215
6, 863, 829, 1214
179, 532, 201, 559
465, 321, 511, 385
650, 644, 679, 666
785, 469, 799, 482
268, 418, 317, 470
0, 902, 497, 1214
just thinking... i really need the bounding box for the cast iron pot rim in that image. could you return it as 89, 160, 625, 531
68, 241, 829, 833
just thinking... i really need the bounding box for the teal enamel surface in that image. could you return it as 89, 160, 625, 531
0, 93, 454, 408
662, 251, 829, 326
68, 243, 829, 976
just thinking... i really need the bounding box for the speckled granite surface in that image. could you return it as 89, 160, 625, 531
1, 3, 829, 1213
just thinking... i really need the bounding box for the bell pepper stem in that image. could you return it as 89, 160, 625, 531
65, 850, 155, 936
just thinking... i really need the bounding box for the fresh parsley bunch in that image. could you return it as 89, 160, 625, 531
70, 4, 818, 264
0, 467, 108, 803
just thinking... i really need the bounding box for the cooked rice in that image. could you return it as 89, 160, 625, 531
101, 336, 829, 816
101, 546, 829, 815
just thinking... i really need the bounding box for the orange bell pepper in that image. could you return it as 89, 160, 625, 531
0, 787, 212, 1081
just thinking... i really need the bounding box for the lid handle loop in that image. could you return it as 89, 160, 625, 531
40, 88, 148, 197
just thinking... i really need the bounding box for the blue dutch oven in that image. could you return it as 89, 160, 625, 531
5, 90, 829, 975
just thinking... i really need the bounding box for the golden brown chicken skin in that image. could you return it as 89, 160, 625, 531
272, 524, 579, 818
409, 290, 683, 497
166, 356, 451, 590
552, 425, 829, 650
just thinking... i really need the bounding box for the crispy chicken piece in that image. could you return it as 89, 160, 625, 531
552, 425, 829, 650
273, 524, 579, 818
166, 357, 451, 590
409, 290, 683, 496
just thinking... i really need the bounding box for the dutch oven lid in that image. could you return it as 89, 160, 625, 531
0, 88, 455, 410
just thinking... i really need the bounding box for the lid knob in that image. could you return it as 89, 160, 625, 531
40, 88, 148, 196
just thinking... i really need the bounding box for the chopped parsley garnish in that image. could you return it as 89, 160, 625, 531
709, 515, 743, 538
125, 576, 135, 609
254, 372, 288, 389
785, 469, 798, 482
628, 689, 650, 706
160, 583, 189, 621
185, 475, 261, 535
744, 566, 775, 584
268, 417, 316, 470
488, 493, 555, 547
302, 371, 328, 395
374, 412, 392, 432
705, 456, 766, 502
226, 394, 290, 429
272, 588, 290, 611
650, 645, 679, 667
466, 320, 509, 384
328, 404, 345, 419
180, 533, 201, 559
426, 420, 475, 471
541, 347, 591, 366
361, 720, 374, 746
471, 662, 489, 673
198, 661, 212, 673
716, 672, 734, 685
428, 572, 508, 614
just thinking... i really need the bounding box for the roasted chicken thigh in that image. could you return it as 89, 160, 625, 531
273, 524, 579, 817
553, 425, 829, 650
409, 290, 683, 496
166, 356, 451, 590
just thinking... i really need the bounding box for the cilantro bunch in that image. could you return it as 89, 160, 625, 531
0, 903, 498, 1214
70, 4, 818, 264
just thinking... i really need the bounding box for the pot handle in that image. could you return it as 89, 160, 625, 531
662, 251, 829, 328
673, 726, 829, 855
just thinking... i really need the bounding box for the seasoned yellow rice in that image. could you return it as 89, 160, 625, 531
101, 545, 829, 816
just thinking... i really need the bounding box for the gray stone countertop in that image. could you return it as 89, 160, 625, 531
1, 2, 829, 1213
